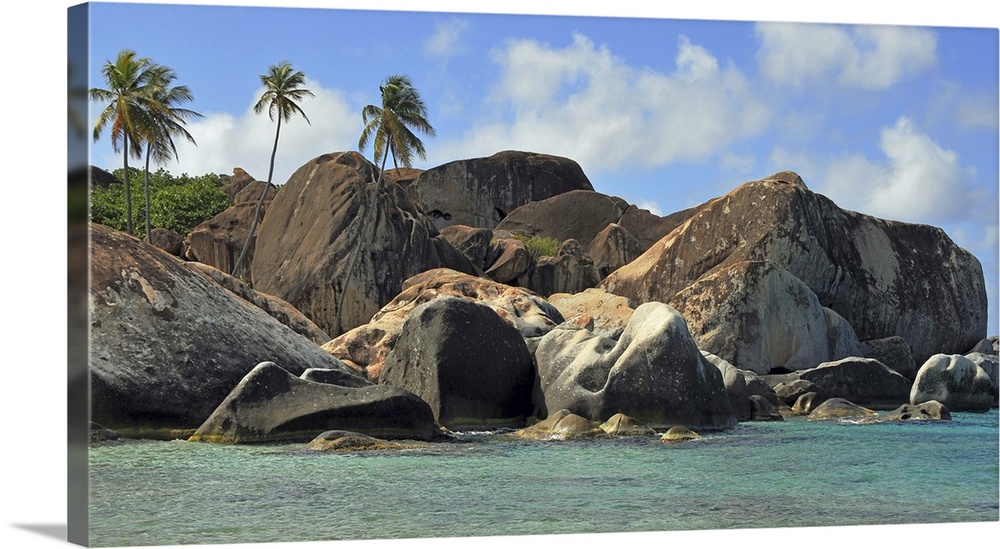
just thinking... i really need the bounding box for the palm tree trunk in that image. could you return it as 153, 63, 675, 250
123, 134, 133, 235
143, 146, 152, 243
233, 115, 281, 278
375, 141, 389, 190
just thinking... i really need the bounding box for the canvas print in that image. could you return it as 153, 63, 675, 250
68, 1, 999, 547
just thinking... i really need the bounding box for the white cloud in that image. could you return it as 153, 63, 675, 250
719, 152, 756, 178
431, 33, 771, 174
635, 200, 664, 216
819, 117, 983, 225
94, 78, 361, 184
955, 89, 1000, 130
755, 23, 937, 90
425, 18, 471, 58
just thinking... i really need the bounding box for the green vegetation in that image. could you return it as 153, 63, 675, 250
90, 167, 229, 239
359, 74, 436, 188
138, 65, 202, 240
91, 49, 201, 241
91, 49, 158, 236
513, 234, 562, 262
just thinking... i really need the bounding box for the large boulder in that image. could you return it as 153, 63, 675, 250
183, 168, 275, 281
410, 150, 594, 230
795, 357, 913, 408
183, 202, 270, 281
250, 152, 479, 338
965, 352, 999, 391
379, 297, 536, 430
149, 228, 183, 256
322, 268, 563, 379
910, 354, 994, 412
484, 237, 533, 283
702, 351, 779, 421
589, 223, 643, 279
439, 225, 494, 270
495, 190, 630, 249
665, 260, 862, 374
861, 336, 917, 379
601, 171, 987, 368
89, 223, 355, 438
968, 336, 998, 355
522, 238, 602, 296
189, 362, 437, 443
534, 302, 737, 431
221, 167, 267, 203
547, 288, 636, 340
187, 262, 330, 345
495, 189, 691, 253
773, 379, 825, 406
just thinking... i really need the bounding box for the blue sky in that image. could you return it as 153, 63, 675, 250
75, 0, 999, 335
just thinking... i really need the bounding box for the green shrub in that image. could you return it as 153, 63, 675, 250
513, 234, 561, 262
90, 167, 230, 239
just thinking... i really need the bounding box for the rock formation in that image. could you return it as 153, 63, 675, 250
910, 354, 994, 412
184, 168, 275, 281
521, 238, 602, 296
410, 150, 594, 230
860, 336, 917, 379
495, 189, 690, 253
378, 297, 536, 430
666, 260, 862, 373
702, 351, 780, 421
250, 152, 479, 338
189, 362, 438, 443
188, 262, 330, 345
602, 171, 987, 371
547, 288, 636, 340
307, 430, 409, 452
89, 223, 354, 438
149, 228, 183, 256
322, 268, 563, 379
534, 302, 737, 430
795, 357, 912, 408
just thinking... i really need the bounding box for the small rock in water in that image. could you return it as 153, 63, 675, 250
514, 409, 604, 440
882, 401, 952, 422
749, 394, 784, 421
807, 398, 878, 420
792, 392, 824, 415
307, 430, 405, 452
600, 413, 655, 436
659, 427, 701, 443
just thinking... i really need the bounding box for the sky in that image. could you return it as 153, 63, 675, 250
76, 0, 1000, 336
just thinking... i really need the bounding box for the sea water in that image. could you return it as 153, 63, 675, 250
88, 410, 999, 547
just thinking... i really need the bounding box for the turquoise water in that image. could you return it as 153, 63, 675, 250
88, 411, 999, 547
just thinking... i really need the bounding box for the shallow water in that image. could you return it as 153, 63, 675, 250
88, 410, 999, 547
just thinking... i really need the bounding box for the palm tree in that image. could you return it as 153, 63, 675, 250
358, 75, 436, 188
91, 49, 159, 235
233, 61, 313, 277
139, 65, 202, 242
